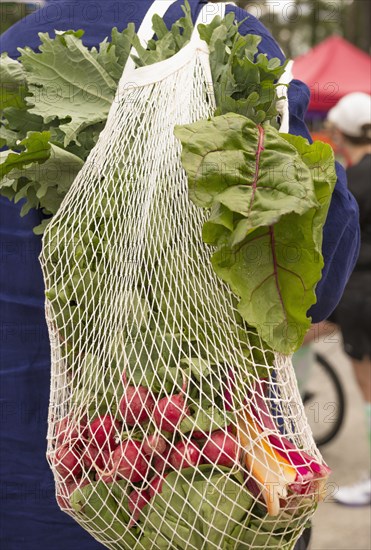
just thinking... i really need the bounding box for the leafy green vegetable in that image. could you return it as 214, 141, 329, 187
131, 1, 193, 67
0, 53, 27, 110
141, 465, 253, 549
226, 522, 293, 549
198, 12, 287, 125
208, 135, 336, 353
0, 132, 84, 220
0, 2, 194, 232
225, 504, 313, 549
174, 17, 337, 353
176, 115, 336, 353
19, 31, 118, 146
0, 131, 51, 178
174, 114, 317, 234
0, 27, 135, 229
70, 481, 138, 546
179, 406, 232, 434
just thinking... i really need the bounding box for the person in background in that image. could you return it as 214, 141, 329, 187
0, 1, 360, 548
327, 92, 371, 506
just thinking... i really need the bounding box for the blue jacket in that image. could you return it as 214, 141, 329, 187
0, 1, 359, 549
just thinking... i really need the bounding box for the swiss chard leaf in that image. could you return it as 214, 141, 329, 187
175, 114, 318, 244
283, 133, 337, 248
209, 136, 337, 353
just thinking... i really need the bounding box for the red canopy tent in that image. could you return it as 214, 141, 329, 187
292, 35, 371, 113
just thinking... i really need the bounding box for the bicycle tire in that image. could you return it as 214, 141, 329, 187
303, 353, 346, 447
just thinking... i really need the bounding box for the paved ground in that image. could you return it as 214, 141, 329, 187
308, 335, 370, 550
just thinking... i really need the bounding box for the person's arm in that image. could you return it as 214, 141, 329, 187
225, 4, 360, 322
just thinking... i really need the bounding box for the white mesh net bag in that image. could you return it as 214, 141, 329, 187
40, 2, 331, 548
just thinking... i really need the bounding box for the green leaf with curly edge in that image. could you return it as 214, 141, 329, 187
0, 131, 51, 179
210, 137, 336, 354
0, 53, 27, 111
90, 23, 136, 83
110, 24, 136, 68
0, 126, 20, 149
198, 13, 286, 125
0, 136, 83, 221
2, 106, 45, 137
130, 0, 193, 68
18, 31, 117, 146
175, 114, 318, 245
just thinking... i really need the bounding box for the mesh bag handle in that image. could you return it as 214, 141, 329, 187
119, 1, 229, 86
277, 59, 294, 133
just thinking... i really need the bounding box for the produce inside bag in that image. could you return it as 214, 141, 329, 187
37, 2, 335, 549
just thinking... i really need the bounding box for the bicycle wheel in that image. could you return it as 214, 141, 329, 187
303, 353, 346, 446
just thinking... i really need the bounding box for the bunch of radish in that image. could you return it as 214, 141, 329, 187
51, 375, 241, 522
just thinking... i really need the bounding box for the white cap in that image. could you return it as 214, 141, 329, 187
327, 92, 371, 137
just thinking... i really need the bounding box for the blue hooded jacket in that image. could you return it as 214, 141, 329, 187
0, 2, 359, 549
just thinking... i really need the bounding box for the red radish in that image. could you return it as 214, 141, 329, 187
148, 474, 167, 499
89, 414, 121, 450
203, 430, 240, 468
152, 442, 171, 474
112, 440, 148, 483
55, 416, 77, 445
152, 441, 171, 474
192, 430, 207, 440
153, 394, 190, 433
169, 440, 201, 470
142, 434, 167, 456
93, 449, 114, 482
55, 444, 82, 478
152, 453, 171, 474
119, 385, 155, 426
82, 442, 110, 470
128, 489, 150, 522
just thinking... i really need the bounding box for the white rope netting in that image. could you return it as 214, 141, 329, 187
40, 2, 330, 549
